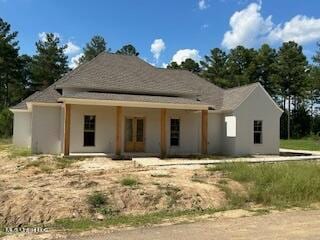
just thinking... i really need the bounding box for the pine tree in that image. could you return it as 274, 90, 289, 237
200, 48, 228, 87
116, 44, 139, 56
0, 18, 21, 108
31, 33, 69, 90
79, 35, 109, 64
276, 41, 308, 139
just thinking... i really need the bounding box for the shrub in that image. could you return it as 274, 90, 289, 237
87, 192, 106, 209
120, 177, 138, 187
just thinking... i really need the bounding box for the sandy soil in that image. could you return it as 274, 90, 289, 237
0, 150, 234, 226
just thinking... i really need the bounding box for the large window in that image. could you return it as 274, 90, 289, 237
170, 119, 180, 146
254, 120, 262, 144
84, 115, 95, 146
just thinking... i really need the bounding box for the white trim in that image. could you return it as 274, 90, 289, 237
257, 83, 284, 113
58, 97, 210, 110
9, 108, 30, 113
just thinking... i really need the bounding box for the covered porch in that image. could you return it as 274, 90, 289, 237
60, 94, 210, 157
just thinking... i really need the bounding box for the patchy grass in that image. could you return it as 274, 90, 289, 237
87, 192, 107, 209
213, 162, 320, 208
25, 157, 84, 173
52, 208, 221, 232
158, 185, 181, 207
280, 138, 320, 151
9, 146, 32, 157
120, 177, 139, 187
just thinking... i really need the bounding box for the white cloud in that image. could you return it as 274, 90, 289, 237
171, 49, 201, 64
64, 41, 81, 55
198, 0, 209, 10
38, 32, 61, 42
222, 2, 273, 49
69, 53, 84, 69
161, 62, 168, 68
150, 39, 166, 61
222, 1, 320, 49
268, 15, 320, 45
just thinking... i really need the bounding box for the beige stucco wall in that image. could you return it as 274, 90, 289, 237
232, 86, 282, 155
69, 105, 116, 153
31, 106, 62, 154
13, 112, 32, 148
166, 109, 201, 155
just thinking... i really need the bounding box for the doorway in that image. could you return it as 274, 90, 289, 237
124, 117, 145, 152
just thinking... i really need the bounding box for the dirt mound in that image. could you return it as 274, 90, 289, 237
0, 155, 228, 226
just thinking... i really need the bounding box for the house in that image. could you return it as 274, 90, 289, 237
10, 53, 283, 157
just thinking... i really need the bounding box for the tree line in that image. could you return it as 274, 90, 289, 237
0, 17, 320, 139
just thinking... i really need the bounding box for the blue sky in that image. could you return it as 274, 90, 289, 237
1, 0, 320, 68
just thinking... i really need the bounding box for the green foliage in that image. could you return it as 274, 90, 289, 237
116, 44, 139, 56
0, 108, 13, 137
215, 162, 320, 208
167, 58, 200, 73
9, 146, 32, 157
79, 35, 109, 64
87, 192, 107, 209
31, 33, 69, 91
120, 177, 139, 187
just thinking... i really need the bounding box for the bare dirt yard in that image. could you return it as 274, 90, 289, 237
0, 148, 235, 227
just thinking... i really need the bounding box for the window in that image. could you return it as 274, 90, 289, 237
225, 116, 236, 137
84, 115, 95, 146
254, 120, 262, 144
170, 119, 180, 146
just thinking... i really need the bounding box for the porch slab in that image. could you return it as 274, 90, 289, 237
133, 149, 320, 167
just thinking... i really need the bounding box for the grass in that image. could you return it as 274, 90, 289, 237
280, 137, 320, 151
52, 208, 221, 232
120, 177, 139, 187
210, 162, 320, 208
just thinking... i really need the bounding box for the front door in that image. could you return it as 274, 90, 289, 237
125, 117, 145, 152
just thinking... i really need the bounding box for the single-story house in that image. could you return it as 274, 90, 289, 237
10, 53, 283, 157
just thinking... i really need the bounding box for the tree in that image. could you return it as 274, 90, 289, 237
116, 44, 139, 56
313, 41, 320, 65
167, 58, 200, 73
276, 41, 308, 139
79, 35, 109, 64
200, 48, 228, 87
0, 18, 21, 108
31, 33, 69, 91
246, 44, 278, 97
167, 61, 180, 69
225, 46, 257, 87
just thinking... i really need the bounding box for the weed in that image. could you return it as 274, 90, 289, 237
120, 177, 139, 187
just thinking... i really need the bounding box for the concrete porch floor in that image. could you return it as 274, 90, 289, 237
133, 148, 320, 167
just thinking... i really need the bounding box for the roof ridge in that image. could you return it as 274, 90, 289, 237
224, 82, 260, 91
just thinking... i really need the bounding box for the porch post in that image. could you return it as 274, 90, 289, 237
116, 106, 123, 155
160, 108, 167, 158
201, 109, 208, 155
64, 104, 71, 156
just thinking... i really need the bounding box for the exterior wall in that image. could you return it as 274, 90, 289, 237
207, 113, 223, 154
166, 109, 201, 155
220, 113, 237, 155
13, 112, 32, 148
31, 106, 62, 154
69, 105, 116, 153
233, 86, 282, 155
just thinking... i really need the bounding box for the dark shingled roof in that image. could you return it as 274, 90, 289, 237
11, 52, 260, 111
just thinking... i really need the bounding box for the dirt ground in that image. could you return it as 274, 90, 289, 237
0, 149, 240, 226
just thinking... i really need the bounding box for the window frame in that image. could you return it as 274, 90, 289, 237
253, 120, 263, 144
170, 118, 180, 147
83, 115, 96, 147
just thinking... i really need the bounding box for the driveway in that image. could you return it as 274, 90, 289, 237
67, 210, 320, 240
